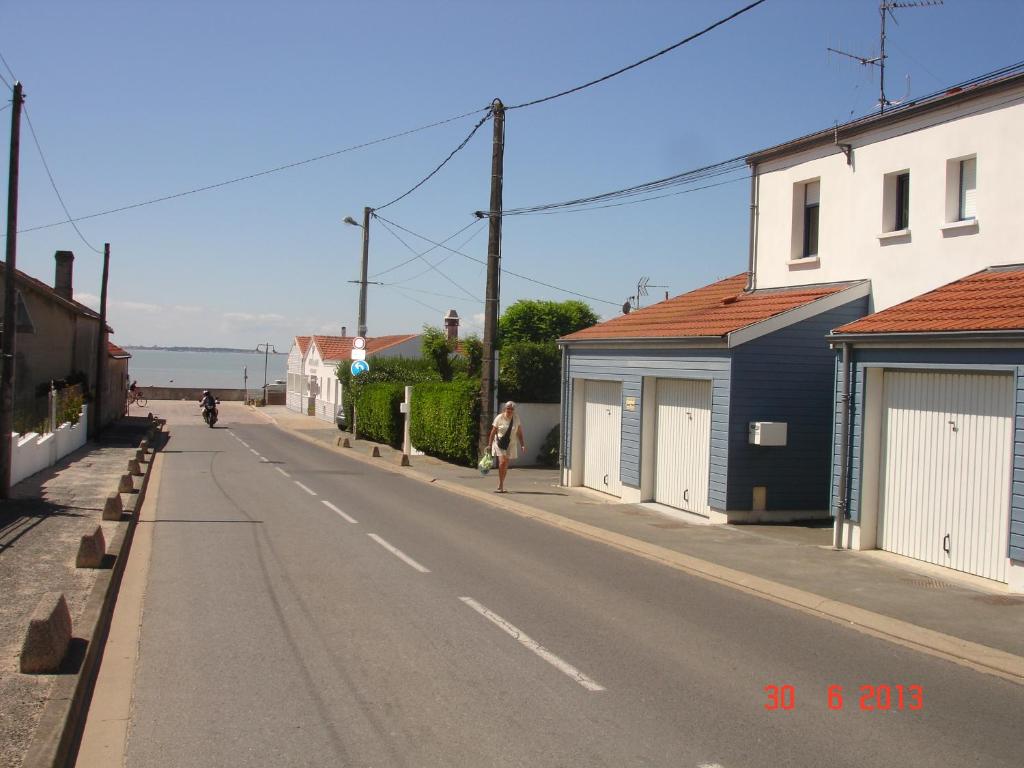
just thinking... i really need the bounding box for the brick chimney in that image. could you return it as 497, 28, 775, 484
54, 251, 74, 300
444, 309, 460, 341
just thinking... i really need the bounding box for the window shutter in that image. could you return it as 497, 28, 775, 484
804, 180, 820, 206
960, 158, 977, 219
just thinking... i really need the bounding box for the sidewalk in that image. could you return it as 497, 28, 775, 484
258, 405, 1024, 680
0, 416, 155, 768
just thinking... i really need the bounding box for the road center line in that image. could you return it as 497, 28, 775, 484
275, 467, 291, 478
240, 441, 250, 448
249, 448, 259, 456
294, 481, 317, 496
367, 534, 430, 573
458, 596, 605, 692
322, 500, 357, 524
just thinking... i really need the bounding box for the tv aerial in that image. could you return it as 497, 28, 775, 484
827, 1, 943, 115
624, 276, 669, 313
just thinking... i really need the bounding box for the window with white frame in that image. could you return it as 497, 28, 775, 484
790, 179, 820, 261
944, 155, 977, 224
881, 170, 910, 234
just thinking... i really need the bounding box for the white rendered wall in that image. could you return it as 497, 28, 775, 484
752, 89, 1024, 311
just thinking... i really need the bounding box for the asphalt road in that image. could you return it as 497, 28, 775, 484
120, 403, 1024, 768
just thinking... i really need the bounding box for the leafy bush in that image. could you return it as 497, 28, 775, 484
352, 383, 406, 447
499, 299, 599, 343
498, 341, 562, 403
537, 423, 560, 468
422, 326, 455, 381
410, 380, 480, 466
336, 356, 439, 431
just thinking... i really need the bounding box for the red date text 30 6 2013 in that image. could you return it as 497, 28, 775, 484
763, 684, 924, 711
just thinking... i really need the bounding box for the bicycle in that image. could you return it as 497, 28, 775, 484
128, 389, 148, 408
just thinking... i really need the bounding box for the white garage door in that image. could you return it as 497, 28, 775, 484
878, 370, 1013, 583
583, 380, 622, 497
655, 378, 712, 516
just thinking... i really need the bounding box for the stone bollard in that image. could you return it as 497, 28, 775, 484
118, 474, 135, 494
128, 458, 143, 476
371, 446, 381, 457
102, 493, 124, 521
139, 438, 150, 453
135, 449, 147, 464
20, 593, 72, 674
76, 526, 106, 568
341, 438, 351, 448
397, 454, 410, 467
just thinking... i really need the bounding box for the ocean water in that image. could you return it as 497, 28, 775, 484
127, 349, 289, 389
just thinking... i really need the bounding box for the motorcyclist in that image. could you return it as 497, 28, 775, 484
200, 390, 218, 422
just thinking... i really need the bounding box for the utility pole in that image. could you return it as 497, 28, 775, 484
478, 99, 504, 454
92, 243, 110, 439
357, 206, 371, 337
0, 81, 24, 499
256, 342, 276, 404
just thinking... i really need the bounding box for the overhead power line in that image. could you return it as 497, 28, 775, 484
374, 214, 619, 307
506, 0, 769, 110
373, 109, 493, 211
387, 221, 487, 286
371, 217, 483, 279
6, 105, 490, 238
373, 215, 480, 302
23, 105, 103, 254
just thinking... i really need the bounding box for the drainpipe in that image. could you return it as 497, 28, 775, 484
558, 345, 567, 486
746, 166, 759, 292
833, 342, 852, 550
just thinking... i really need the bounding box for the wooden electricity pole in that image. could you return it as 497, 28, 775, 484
0, 81, 24, 498
478, 99, 504, 454
92, 243, 110, 438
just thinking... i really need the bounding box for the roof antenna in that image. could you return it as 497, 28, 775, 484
828, 1, 942, 115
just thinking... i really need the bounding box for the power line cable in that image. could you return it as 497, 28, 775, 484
519, 174, 749, 216
0, 49, 15, 83
506, 0, 768, 110
373, 108, 493, 211
374, 214, 619, 307
23, 105, 103, 254
370, 218, 480, 278
0, 72, 10, 91
6, 105, 491, 237
373, 215, 480, 301
381, 284, 444, 314
388, 220, 487, 285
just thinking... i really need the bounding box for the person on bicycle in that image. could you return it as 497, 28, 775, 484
129, 380, 138, 394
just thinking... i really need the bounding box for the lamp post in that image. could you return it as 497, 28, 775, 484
256, 343, 276, 404
343, 207, 371, 338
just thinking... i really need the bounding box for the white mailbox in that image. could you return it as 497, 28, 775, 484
749, 421, 787, 446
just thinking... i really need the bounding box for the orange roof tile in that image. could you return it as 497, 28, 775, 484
311, 333, 420, 362
296, 336, 311, 354
107, 341, 131, 358
834, 265, 1024, 335
561, 274, 853, 342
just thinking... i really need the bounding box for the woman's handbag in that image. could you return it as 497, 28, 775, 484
497, 424, 513, 451
478, 450, 494, 475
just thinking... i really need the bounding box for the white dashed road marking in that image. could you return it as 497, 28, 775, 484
276, 468, 291, 478
322, 500, 357, 524
367, 534, 430, 573
294, 481, 317, 496
459, 596, 605, 692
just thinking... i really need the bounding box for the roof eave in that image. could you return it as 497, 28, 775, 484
827, 329, 1024, 344
558, 335, 728, 348
745, 70, 1024, 166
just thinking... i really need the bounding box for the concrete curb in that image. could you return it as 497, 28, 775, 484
21, 422, 163, 768
260, 411, 1024, 684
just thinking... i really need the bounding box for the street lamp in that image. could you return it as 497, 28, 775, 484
255, 343, 277, 404
344, 207, 372, 338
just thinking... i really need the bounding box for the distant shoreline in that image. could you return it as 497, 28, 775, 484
124, 346, 286, 354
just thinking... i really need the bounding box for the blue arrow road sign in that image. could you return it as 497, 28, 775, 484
350, 360, 370, 376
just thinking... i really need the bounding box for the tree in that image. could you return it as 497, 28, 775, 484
498, 299, 599, 344
421, 326, 455, 381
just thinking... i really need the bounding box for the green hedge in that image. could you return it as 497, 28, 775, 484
353, 383, 406, 447
337, 357, 439, 432
410, 380, 480, 466
497, 340, 561, 403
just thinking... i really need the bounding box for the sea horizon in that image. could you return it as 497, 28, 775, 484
127, 348, 290, 390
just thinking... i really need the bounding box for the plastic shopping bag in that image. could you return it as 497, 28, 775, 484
477, 450, 494, 475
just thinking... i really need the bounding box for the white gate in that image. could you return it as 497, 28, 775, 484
654, 378, 712, 515
583, 380, 622, 497
878, 370, 1013, 583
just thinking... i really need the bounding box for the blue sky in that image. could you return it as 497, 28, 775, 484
2, 0, 1022, 349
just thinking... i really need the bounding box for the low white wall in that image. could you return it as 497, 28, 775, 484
514, 403, 560, 466
10, 405, 89, 486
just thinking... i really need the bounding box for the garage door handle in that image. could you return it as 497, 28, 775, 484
603, 474, 609, 486
942, 533, 951, 554
683, 489, 689, 503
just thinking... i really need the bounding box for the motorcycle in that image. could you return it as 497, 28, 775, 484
202, 400, 219, 427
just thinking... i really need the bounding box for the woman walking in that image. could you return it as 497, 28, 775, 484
487, 401, 526, 493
